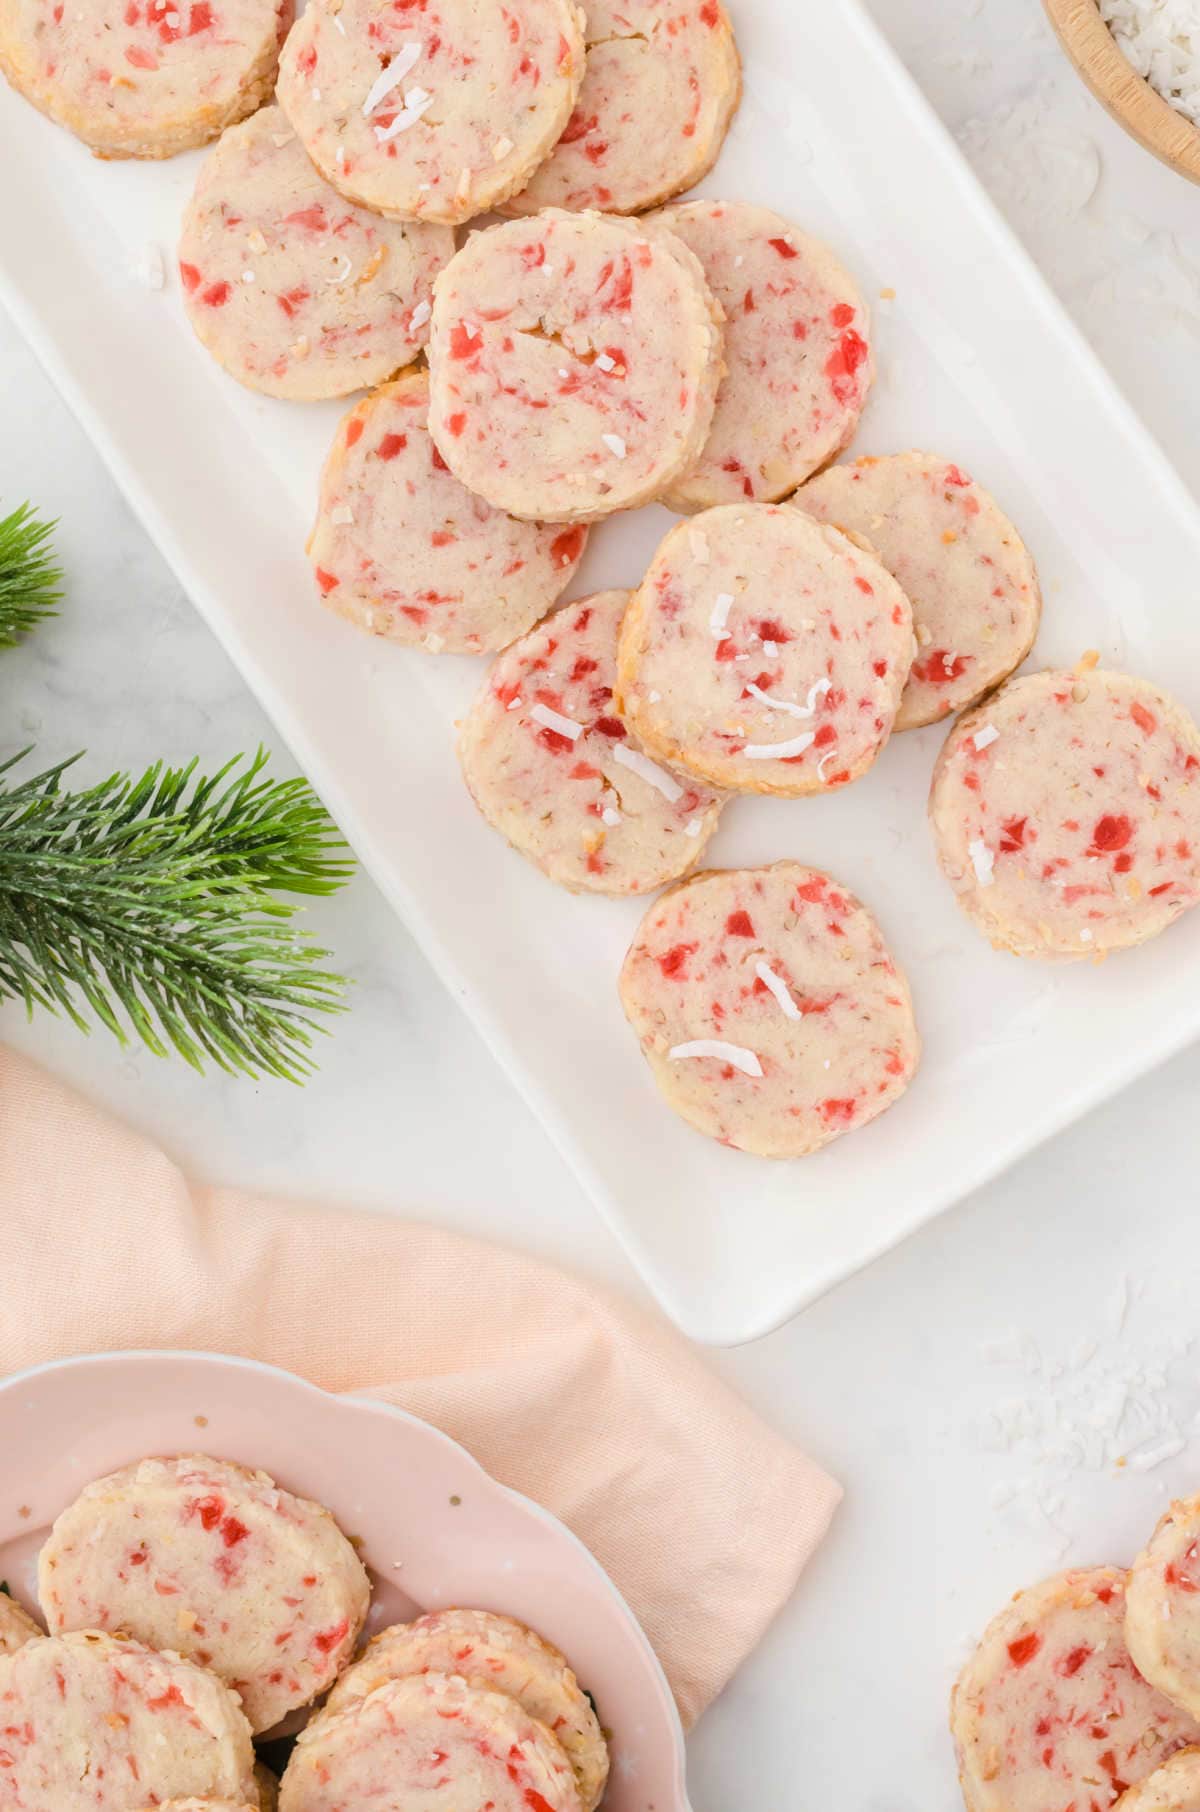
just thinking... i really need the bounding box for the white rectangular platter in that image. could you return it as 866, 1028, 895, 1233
4, 0, 1200, 1346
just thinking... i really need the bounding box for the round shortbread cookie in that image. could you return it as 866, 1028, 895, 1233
615, 503, 913, 796
618, 862, 919, 1157
1116, 1751, 1200, 1812
1127, 1497, 1200, 1723
179, 106, 453, 400
279, 1670, 582, 1812
929, 668, 1200, 960
502, 0, 741, 216
951, 1568, 1200, 1812
322, 1608, 609, 1811
309, 368, 587, 652
459, 590, 722, 895
0, 1591, 42, 1653
652, 201, 873, 511
0, 0, 289, 157
0, 1630, 258, 1809
800, 452, 1041, 731
276, 0, 585, 226
427, 209, 723, 524
38, 1454, 370, 1734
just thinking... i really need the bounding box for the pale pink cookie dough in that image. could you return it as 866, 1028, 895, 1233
309, 368, 587, 652
38, 1454, 370, 1734
503, 0, 741, 216
800, 452, 1041, 731
0, 0, 289, 156
0, 1590, 43, 1653
1127, 1497, 1200, 1723
276, 0, 585, 225
929, 668, 1200, 960
619, 862, 919, 1158
427, 209, 723, 524
615, 503, 913, 797
322, 1608, 609, 1811
179, 105, 452, 400
459, 590, 722, 895
951, 1568, 1200, 1812
1117, 1752, 1200, 1812
0, 1630, 259, 1809
279, 1670, 582, 1812
651, 201, 873, 510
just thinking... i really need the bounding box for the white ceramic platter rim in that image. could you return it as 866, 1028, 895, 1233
2, 0, 1200, 1344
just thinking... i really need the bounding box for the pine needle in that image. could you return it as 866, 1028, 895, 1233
0, 747, 355, 1082
0, 504, 62, 646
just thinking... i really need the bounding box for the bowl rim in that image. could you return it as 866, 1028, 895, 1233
0, 1346, 692, 1810
1043, 0, 1200, 185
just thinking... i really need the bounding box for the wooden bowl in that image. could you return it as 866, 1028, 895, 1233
1044, 0, 1200, 184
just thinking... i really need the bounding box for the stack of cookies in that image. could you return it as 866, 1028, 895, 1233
953, 1494, 1200, 1812
0, 1451, 605, 1812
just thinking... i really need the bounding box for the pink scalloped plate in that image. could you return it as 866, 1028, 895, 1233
0, 1350, 690, 1811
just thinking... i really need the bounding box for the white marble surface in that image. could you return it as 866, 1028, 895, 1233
3, 0, 1200, 1804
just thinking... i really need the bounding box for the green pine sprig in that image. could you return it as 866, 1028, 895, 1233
0, 504, 62, 646
0, 747, 355, 1082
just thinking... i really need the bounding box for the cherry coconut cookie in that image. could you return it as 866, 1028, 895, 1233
1127, 1495, 1200, 1723
800, 452, 1041, 731
618, 862, 920, 1158
427, 209, 723, 524
503, 0, 741, 216
0, 0, 289, 157
322, 1608, 609, 1812
38, 1454, 370, 1735
1115, 1752, 1200, 1812
0, 1630, 259, 1810
950, 1567, 1200, 1812
178, 106, 452, 400
459, 590, 723, 894
651, 201, 874, 510
0, 1590, 42, 1654
276, 0, 586, 225
615, 503, 913, 796
929, 667, 1200, 960
309, 368, 587, 652
279, 1670, 582, 1812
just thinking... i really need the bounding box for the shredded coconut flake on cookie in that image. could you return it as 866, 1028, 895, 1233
969, 838, 996, 886
754, 962, 802, 1020
375, 87, 434, 143
530, 703, 583, 741
669, 1039, 764, 1077
612, 744, 684, 801
744, 729, 816, 760
710, 591, 734, 639
362, 43, 422, 116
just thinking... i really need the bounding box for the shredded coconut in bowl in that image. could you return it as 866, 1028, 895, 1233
1099, 0, 1200, 129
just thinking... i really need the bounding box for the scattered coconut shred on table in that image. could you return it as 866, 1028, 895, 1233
953, 1275, 1200, 1559
1099, 0, 1200, 128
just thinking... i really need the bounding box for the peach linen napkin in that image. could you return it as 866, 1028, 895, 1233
0, 1045, 839, 1725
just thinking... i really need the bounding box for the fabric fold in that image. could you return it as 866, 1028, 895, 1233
0, 1044, 840, 1725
